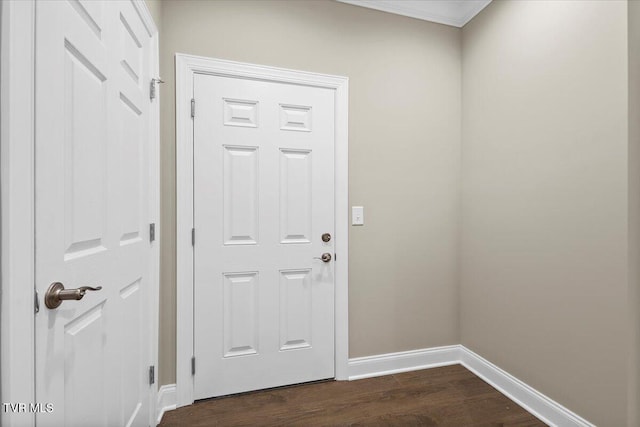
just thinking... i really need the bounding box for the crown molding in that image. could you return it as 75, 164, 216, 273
336, 0, 492, 28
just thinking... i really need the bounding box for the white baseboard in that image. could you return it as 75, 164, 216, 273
348, 345, 460, 380
156, 384, 177, 425
348, 344, 594, 427
160, 345, 593, 426
459, 347, 595, 427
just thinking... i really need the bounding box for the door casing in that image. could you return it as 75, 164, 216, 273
175, 54, 349, 407
0, 1, 161, 425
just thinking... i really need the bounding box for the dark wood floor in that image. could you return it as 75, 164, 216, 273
160, 364, 547, 426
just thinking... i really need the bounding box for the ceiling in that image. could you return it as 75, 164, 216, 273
336, 0, 492, 28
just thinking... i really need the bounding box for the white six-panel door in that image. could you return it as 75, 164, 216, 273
193, 74, 335, 398
35, 1, 155, 426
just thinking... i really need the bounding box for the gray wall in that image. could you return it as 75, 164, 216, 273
146, 1, 638, 424
461, 1, 630, 425
156, 0, 462, 385
145, 0, 162, 35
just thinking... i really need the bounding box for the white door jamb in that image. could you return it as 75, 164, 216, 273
0, 1, 36, 426
175, 54, 349, 407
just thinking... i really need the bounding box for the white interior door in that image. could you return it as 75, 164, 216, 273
35, 1, 155, 426
193, 73, 336, 399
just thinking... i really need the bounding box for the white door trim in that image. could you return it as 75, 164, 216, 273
0, 1, 36, 425
175, 54, 349, 407
0, 2, 160, 425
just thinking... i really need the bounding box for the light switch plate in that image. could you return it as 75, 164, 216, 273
352, 206, 364, 226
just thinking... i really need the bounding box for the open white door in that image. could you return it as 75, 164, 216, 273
34, 1, 157, 426
193, 74, 336, 398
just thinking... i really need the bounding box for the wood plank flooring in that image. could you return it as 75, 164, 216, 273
159, 364, 547, 426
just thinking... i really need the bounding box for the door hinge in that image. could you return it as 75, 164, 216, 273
150, 77, 164, 101
191, 356, 196, 375
191, 98, 195, 118
191, 228, 195, 246
149, 365, 155, 385
335, 253, 337, 261
150, 223, 156, 243
34, 290, 40, 314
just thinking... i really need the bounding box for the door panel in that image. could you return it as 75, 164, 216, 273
63, 33, 108, 260
193, 74, 335, 399
280, 149, 313, 243
63, 302, 107, 427
223, 272, 260, 357
35, 1, 154, 426
279, 269, 313, 350
119, 277, 144, 426
223, 145, 259, 245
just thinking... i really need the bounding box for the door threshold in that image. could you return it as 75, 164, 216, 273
195, 378, 336, 403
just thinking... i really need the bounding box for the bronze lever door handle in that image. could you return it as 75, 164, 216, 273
44, 282, 102, 309
313, 253, 332, 263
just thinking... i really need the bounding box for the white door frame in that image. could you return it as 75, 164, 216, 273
0, 2, 161, 426
1, 2, 36, 426
175, 54, 349, 407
